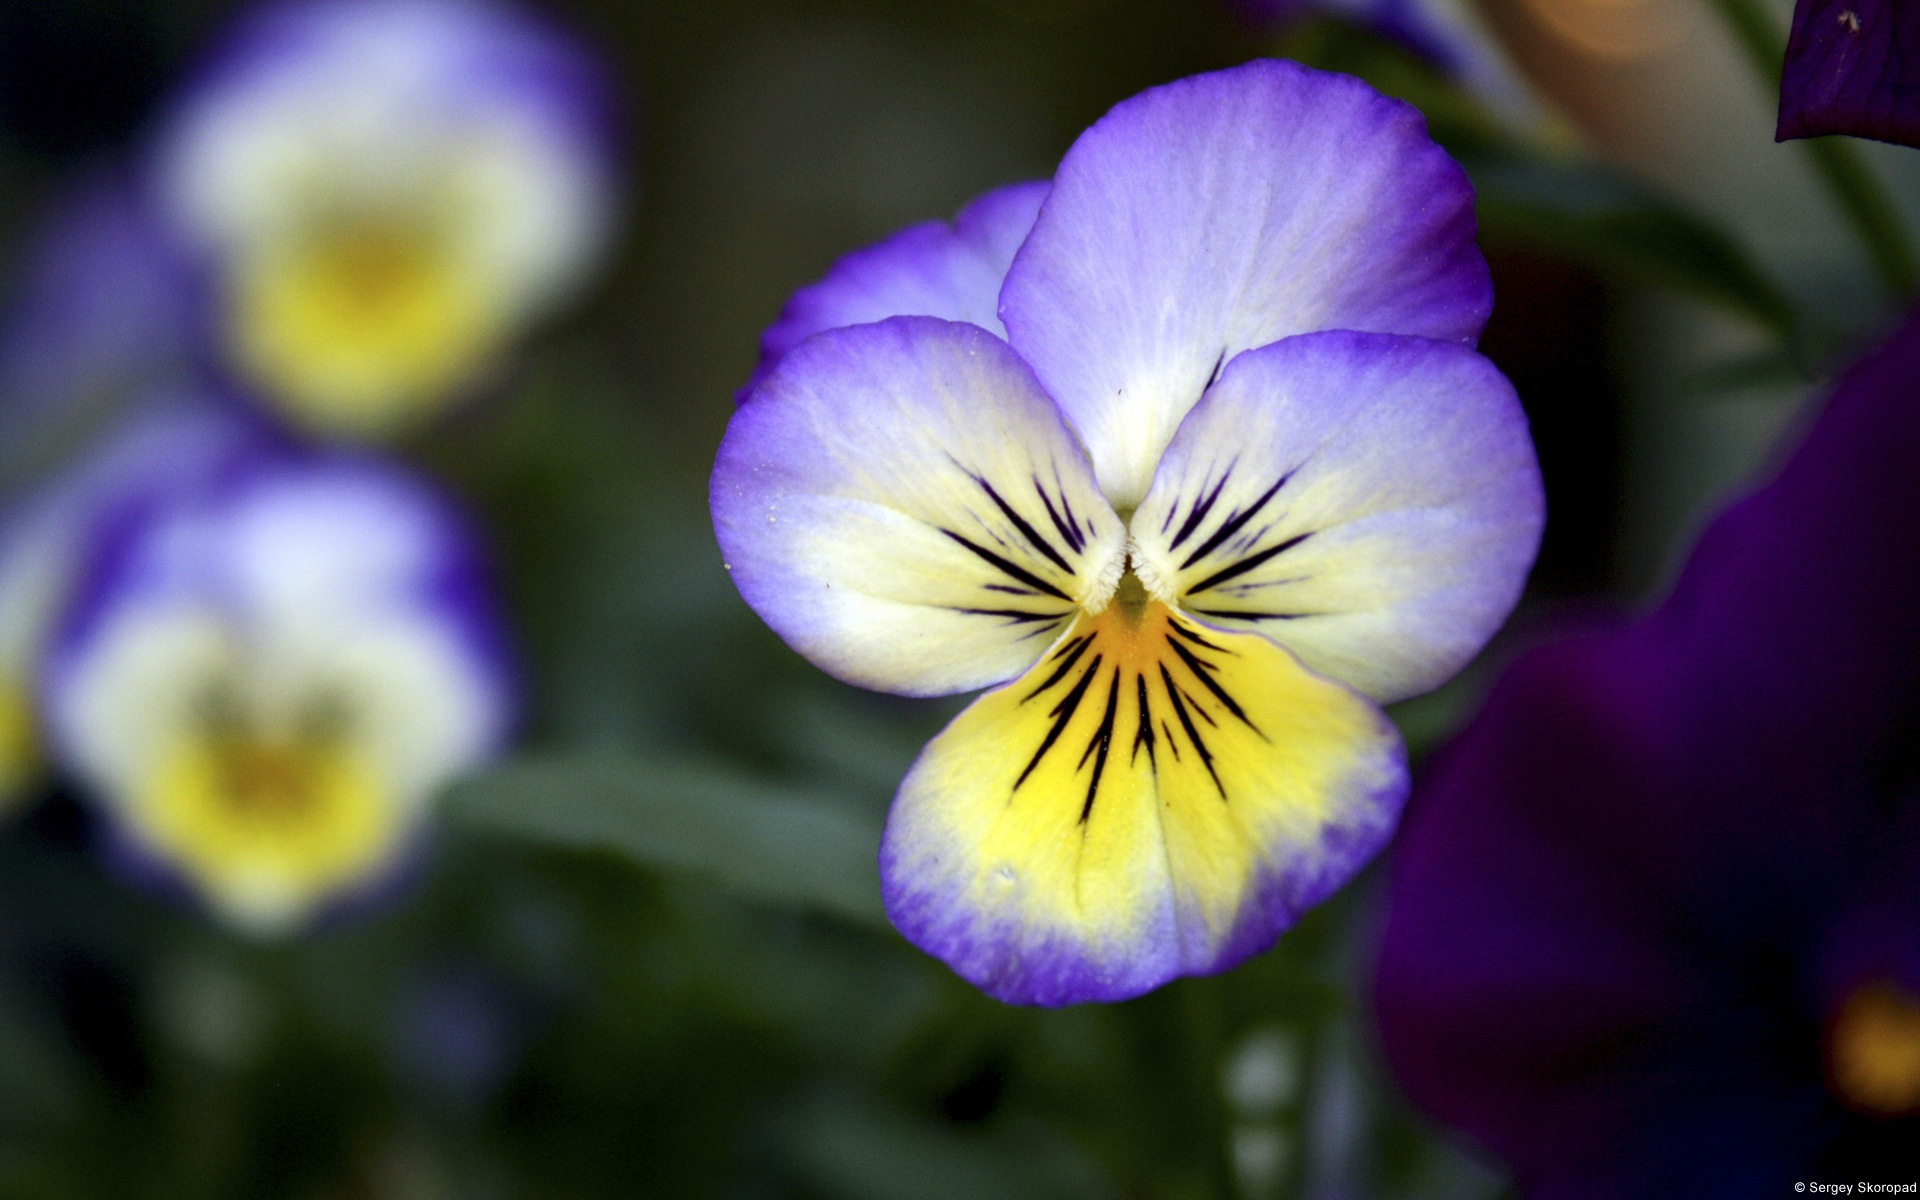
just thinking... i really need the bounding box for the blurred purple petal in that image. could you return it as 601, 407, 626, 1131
1779, 0, 1920, 147
1375, 312, 1920, 1189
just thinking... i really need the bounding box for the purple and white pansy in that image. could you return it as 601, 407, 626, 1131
713, 60, 1544, 1005
41, 447, 514, 934
152, 0, 617, 438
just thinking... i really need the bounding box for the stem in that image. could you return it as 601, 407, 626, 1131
1184, 976, 1239, 1200
1706, 0, 1917, 296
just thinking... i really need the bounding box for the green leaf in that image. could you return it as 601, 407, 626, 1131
446, 756, 888, 926
1466, 154, 1797, 334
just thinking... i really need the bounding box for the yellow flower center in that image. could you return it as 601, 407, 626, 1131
138, 705, 399, 932
230, 212, 494, 436
1829, 981, 1920, 1117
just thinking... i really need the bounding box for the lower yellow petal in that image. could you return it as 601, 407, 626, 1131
230, 217, 499, 436
133, 732, 406, 934
880, 594, 1406, 1005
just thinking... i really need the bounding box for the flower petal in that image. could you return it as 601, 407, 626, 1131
712, 317, 1126, 697
744, 181, 1048, 398
999, 59, 1490, 507
1129, 331, 1542, 704
880, 599, 1405, 1005
1778, 0, 1920, 148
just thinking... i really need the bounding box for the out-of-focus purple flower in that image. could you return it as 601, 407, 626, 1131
1779, 0, 1920, 148
40, 447, 514, 934
151, 0, 619, 439
0, 175, 194, 431
1374, 313, 1920, 1192
716, 61, 1542, 1005
392, 966, 525, 1108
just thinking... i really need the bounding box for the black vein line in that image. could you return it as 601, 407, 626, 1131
1014, 654, 1103, 790
1168, 467, 1234, 551
1204, 348, 1229, 389
983, 583, 1040, 596
1054, 470, 1093, 547
1191, 609, 1310, 622
975, 476, 1074, 574
1161, 720, 1181, 761
1035, 475, 1086, 555
1168, 621, 1228, 652
1178, 474, 1291, 570
947, 607, 1068, 624
1184, 532, 1313, 595
1078, 667, 1123, 823
1160, 663, 1224, 797
940, 529, 1071, 600
1131, 673, 1158, 772
1022, 634, 1093, 702
1168, 637, 1260, 734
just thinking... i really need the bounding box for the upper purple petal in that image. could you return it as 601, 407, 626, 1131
742, 181, 1047, 401
999, 59, 1489, 508
1778, 0, 1920, 147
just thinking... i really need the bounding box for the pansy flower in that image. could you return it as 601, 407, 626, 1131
1375, 313, 1920, 1189
1779, 0, 1920, 149
42, 450, 513, 933
152, 0, 616, 438
714, 60, 1544, 1005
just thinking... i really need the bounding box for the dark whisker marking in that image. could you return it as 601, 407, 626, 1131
1053, 466, 1095, 546
1161, 720, 1181, 762
1131, 673, 1158, 773
1168, 637, 1260, 734
1204, 347, 1229, 389
1168, 621, 1228, 652
947, 607, 1067, 625
1013, 622, 1067, 643
1179, 473, 1291, 570
1192, 609, 1311, 622
1160, 664, 1224, 797
1015, 654, 1103, 791
1216, 574, 1310, 594
1185, 532, 1313, 595
940, 529, 1071, 600
1022, 634, 1093, 702
983, 583, 1040, 596
974, 476, 1074, 574
1078, 667, 1122, 823
1168, 466, 1234, 552
1050, 633, 1090, 660
1034, 475, 1086, 555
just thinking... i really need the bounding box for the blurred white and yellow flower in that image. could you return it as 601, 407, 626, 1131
154, 0, 616, 438
42, 453, 514, 932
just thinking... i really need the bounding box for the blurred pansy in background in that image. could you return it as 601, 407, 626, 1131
1375, 312, 1920, 1192
715, 60, 1544, 1005
1778, 0, 1920, 148
43, 449, 513, 933
151, 0, 618, 439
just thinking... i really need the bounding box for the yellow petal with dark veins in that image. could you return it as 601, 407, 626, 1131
880, 590, 1406, 1005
